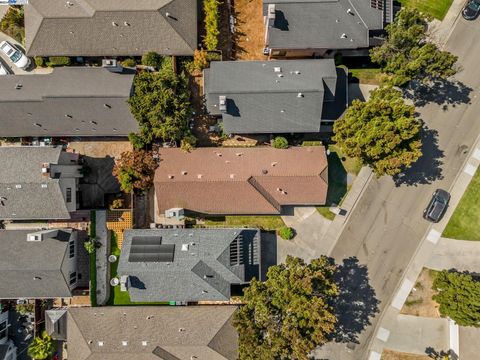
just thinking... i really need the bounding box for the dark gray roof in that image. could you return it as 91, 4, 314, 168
0, 229, 74, 298
45, 309, 68, 340
0, 67, 137, 137
25, 0, 197, 56
264, 0, 386, 50
0, 146, 78, 220
204, 60, 346, 134
118, 229, 261, 302
67, 306, 238, 360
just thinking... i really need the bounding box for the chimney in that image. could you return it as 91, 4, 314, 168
267, 4, 276, 27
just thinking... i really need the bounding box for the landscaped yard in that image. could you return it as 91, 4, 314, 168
204, 216, 285, 230
443, 168, 480, 241
316, 144, 363, 220
233, 0, 267, 60
381, 349, 430, 360
349, 68, 383, 85
400, 268, 440, 318
398, 0, 453, 20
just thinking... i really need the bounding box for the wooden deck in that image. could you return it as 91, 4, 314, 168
106, 210, 133, 249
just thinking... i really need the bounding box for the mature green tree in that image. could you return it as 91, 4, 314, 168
333, 86, 422, 176
234, 256, 339, 360
432, 270, 480, 327
112, 150, 158, 194
128, 69, 192, 148
28, 331, 54, 360
141, 51, 163, 69
370, 8, 457, 86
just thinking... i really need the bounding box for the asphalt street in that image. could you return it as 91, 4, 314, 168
316, 17, 480, 360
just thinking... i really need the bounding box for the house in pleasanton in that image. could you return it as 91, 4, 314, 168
117, 229, 261, 303
263, 0, 393, 58
0, 67, 137, 137
204, 59, 347, 134
25, 0, 198, 57
0, 229, 82, 299
154, 146, 328, 216
0, 146, 82, 221
66, 306, 238, 360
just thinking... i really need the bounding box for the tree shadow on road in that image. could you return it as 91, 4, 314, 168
393, 125, 444, 187
329, 257, 380, 344
403, 79, 472, 108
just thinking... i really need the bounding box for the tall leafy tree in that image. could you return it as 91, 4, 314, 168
233, 256, 339, 360
432, 270, 480, 327
370, 8, 457, 86
128, 68, 192, 148
28, 331, 54, 360
333, 86, 422, 176
112, 150, 158, 194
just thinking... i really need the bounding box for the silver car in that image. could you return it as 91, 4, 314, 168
0, 41, 30, 70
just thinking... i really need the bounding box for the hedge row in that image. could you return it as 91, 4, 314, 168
203, 0, 220, 50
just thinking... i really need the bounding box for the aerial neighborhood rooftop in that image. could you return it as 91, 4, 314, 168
0, 0, 479, 359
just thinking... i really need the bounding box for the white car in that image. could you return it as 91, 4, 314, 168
0, 63, 11, 75
0, 41, 30, 70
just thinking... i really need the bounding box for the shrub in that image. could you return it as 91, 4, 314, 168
34, 56, 44, 67
272, 136, 289, 149
278, 226, 294, 240
28, 331, 54, 360
192, 49, 209, 72
180, 134, 197, 152
84, 239, 97, 254
16, 303, 34, 315
141, 51, 163, 69
121, 58, 136, 68
110, 198, 124, 210
206, 51, 222, 62
46, 56, 71, 67
203, 0, 221, 50
0, 6, 24, 44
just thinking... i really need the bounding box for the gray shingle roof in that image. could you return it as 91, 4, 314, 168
25, 0, 197, 56
0, 146, 78, 220
0, 67, 137, 137
264, 0, 385, 50
67, 306, 238, 360
45, 309, 68, 340
117, 229, 261, 302
0, 229, 74, 298
204, 60, 346, 134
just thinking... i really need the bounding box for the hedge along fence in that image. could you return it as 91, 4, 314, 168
203, 0, 221, 50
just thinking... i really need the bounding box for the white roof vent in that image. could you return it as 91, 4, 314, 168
274, 66, 282, 73
15, 184, 22, 189
168, 175, 174, 179
112, 22, 118, 26
297, 93, 304, 98
122, 341, 128, 346
341, 33, 347, 39
142, 341, 148, 346
230, 174, 235, 179
181, 171, 187, 175
181, 244, 189, 251
124, 22, 130, 26
27, 234, 41, 242
277, 73, 284, 78
197, 174, 203, 179
347, 8, 354, 15
98, 341, 104, 347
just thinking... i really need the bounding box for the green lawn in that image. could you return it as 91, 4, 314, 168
349, 68, 382, 85
316, 145, 362, 220
398, 0, 453, 20
107, 232, 169, 305
204, 216, 285, 230
443, 169, 480, 241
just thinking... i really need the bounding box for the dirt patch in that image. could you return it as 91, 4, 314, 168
381, 349, 431, 360
68, 140, 132, 158
233, 0, 268, 60
400, 268, 441, 318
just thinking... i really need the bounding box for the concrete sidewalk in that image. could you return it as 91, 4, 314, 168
426, 237, 480, 272
429, 0, 466, 46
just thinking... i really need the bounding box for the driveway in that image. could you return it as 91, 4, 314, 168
459, 326, 480, 360
279, 207, 332, 263
426, 237, 480, 272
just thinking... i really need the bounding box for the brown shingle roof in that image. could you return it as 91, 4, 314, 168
155, 147, 328, 215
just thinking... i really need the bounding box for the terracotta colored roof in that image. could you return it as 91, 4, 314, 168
154, 147, 328, 215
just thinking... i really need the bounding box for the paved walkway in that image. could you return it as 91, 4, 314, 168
279, 207, 332, 263
459, 326, 480, 360
383, 314, 449, 355
95, 210, 110, 306
429, 0, 467, 47
426, 237, 480, 272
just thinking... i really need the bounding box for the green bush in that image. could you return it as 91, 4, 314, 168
0, 6, 24, 44
141, 51, 163, 69
16, 303, 34, 315
34, 56, 44, 67
272, 136, 289, 149
46, 56, 71, 67
203, 0, 221, 50
121, 58, 136, 67
278, 227, 294, 240
302, 141, 323, 147
206, 51, 222, 62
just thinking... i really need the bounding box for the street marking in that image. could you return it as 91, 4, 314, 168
463, 163, 477, 176
369, 351, 382, 360
376, 327, 390, 342
449, 319, 459, 355
392, 278, 414, 310
473, 148, 480, 161
427, 229, 441, 244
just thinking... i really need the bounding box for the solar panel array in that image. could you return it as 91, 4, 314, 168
128, 236, 175, 263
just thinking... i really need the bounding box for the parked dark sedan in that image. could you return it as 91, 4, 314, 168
423, 189, 450, 223
462, 0, 480, 20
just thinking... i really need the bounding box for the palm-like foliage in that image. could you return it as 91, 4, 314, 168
28, 331, 54, 360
